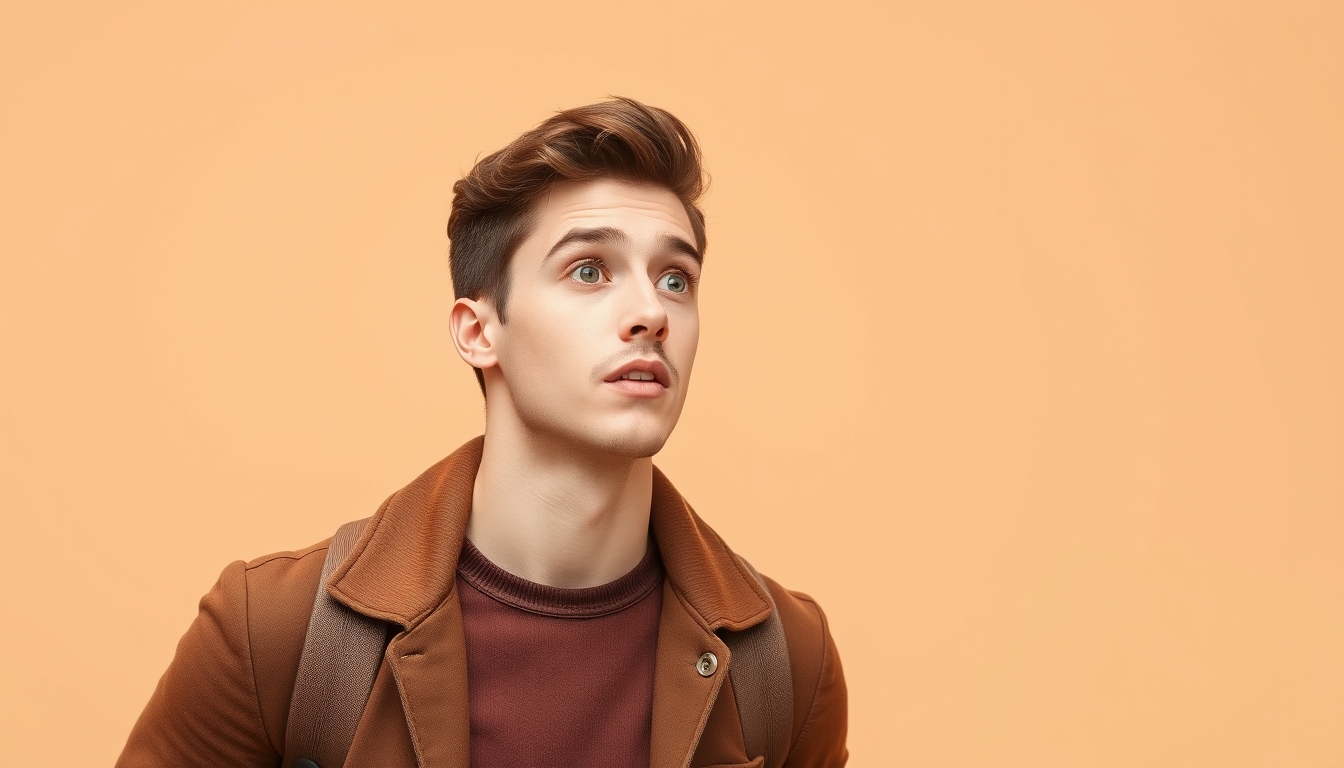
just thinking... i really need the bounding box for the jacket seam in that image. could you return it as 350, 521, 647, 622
784, 593, 829, 758
242, 562, 280, 755
245, 539, 331, 570
244, 546, 331, 756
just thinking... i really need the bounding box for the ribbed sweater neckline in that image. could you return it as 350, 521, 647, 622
457, 537, 663, 618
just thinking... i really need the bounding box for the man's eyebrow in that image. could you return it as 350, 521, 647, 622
659, 234, 703, 265
543, 226, 703, 265
544, 226, 629, 261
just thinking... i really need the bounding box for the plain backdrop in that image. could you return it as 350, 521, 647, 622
1, 2, 1341, 766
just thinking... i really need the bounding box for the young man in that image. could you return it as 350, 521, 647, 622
118, 97, 847, 768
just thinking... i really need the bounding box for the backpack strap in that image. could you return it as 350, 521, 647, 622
724, 558, 794, 768
283, 517, 389, 768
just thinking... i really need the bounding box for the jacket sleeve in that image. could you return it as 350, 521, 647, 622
777, 589, 849, 768
116, 560, 282, 768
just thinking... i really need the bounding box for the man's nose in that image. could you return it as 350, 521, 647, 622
619, 279, 668, 342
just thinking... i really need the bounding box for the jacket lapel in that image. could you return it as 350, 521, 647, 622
324, 438, 774, 768
648, 466, 773, 768
330, 438, 482, 768
650, 582, 732, 768
385, 600, 472, 768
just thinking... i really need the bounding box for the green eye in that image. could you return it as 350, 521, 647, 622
572, 264, 602, 284
658, 272, 688, 293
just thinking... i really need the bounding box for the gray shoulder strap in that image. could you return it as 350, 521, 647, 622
283, 517, 388, 768
724, 558, 794, 768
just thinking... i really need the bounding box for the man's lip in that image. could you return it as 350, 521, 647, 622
603, 359, 671, 388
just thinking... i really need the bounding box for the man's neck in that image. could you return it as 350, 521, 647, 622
466, 421, 654, 589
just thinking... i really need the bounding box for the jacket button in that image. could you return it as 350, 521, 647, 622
696, 651, 718, 677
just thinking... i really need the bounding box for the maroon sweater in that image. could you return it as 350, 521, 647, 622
456, 538, 665, 768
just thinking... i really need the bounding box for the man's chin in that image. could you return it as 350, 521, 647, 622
558, 417, 675, 460
513, 403, 679, 460
588, 430, 671, 460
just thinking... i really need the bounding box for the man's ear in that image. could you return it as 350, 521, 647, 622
450, 297, 499, 371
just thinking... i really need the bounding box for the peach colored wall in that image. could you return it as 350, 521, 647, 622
1, 2, 1340, 766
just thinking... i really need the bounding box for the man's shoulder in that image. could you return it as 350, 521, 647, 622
236, 534, 333, 641
116, 533, 343, 765
192, 536, 332, 625
754, 572, 835, 666
230, 533, 341, 743
753, 571, 848, 760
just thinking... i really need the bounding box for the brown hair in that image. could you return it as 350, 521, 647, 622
447, 96, 708, 394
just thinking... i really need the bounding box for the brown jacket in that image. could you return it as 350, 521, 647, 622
118, 437, 848, 767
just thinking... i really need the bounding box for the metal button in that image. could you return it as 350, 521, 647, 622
696, 651, 718, 677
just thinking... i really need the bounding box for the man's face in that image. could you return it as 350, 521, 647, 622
482, 178, 702, 458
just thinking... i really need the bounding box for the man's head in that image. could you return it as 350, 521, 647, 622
448, 98, 708, 458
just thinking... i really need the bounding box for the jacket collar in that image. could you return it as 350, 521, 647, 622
328, 435, 771, 633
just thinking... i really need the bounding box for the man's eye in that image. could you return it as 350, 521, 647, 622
658, 272, 689, 293
571, 264, 603, 284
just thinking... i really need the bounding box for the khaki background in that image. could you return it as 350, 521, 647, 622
1, 2, 1341, 766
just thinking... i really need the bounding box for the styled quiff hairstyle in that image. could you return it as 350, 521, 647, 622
448, 97, 708, 393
